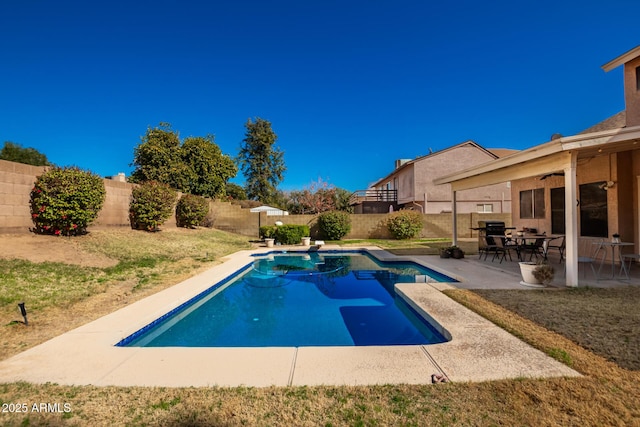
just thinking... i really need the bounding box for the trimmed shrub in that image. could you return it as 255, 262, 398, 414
259, 225, 276, 239
129, 181, 177, 231
30, 166, 106, 236
176, 194, 209, 228
386, 210, 424, 239
274, 224, 310, 245
317, 211, 351, 240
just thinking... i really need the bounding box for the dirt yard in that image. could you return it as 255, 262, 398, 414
0, 233, 118, 268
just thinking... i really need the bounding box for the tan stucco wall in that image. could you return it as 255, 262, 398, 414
510, 152, 632, 245
624, 56, 640, 127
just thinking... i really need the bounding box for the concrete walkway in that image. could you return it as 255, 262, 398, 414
0, 246, 580, 387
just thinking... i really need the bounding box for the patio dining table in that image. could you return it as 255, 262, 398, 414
509, 235, 558, 261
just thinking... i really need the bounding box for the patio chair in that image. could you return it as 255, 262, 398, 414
565, 239, 602, 279
478, 236, 498, 261
621, 253, 640, 280
546, 235, 565, 263
494, 236, 518, 263
520, 237, 545, 261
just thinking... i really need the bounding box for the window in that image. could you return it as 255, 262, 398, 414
477, 204, 493, 213
637, 66, 640, 91
580, 182, 608, 237
519, 188, 545, 219
550, 187, 565, 234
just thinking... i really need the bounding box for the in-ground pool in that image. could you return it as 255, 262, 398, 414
117, 250, 455, 347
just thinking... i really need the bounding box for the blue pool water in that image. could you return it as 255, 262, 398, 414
118, 251, 454, 347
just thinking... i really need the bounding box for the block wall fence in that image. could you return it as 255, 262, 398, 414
0, 159, 511, 237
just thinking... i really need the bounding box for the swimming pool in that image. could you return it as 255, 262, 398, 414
117, 251, 454, 348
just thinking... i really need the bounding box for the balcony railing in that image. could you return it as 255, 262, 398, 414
348, 189, 398, 205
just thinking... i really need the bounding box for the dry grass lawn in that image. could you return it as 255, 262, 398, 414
1, 231, 639, 426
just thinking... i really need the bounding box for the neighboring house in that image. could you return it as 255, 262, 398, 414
349, 141, 515, 214
434, 45, 640, 287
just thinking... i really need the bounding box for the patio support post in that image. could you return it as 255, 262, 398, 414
452, 190, 458, 246
564, 152, 579, 287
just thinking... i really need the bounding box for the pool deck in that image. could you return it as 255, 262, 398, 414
0, 245, 579, 387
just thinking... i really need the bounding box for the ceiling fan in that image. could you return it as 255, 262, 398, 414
539, 172, 565, 180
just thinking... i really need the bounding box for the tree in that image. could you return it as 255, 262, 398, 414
285, 179, 353, 214
1, 141, 49, 166
130, 123, 188, 190
296, 178, 336, 214
237, 118, 285, 204
181, 136, 237, 198
130, 123, 237, 198
333, 187, 354, 213
225, 182, 247, 200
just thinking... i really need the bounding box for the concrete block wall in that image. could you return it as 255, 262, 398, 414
0, 160, 48, 233
94, 180, 135, 228
0, 158, 512, 238
263, 212, 512, 240
209, 201, 258, 236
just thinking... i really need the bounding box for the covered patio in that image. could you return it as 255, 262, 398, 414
434, 124, 640, 287
419, 242, 640, 290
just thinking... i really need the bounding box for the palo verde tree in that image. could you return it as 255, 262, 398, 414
1, 141, 50, 166
237, 117, 285, 204
130, 123, 236, 199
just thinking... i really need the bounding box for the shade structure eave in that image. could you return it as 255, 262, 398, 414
448, 151, 574, 192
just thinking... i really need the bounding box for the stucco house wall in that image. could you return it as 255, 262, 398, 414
373, 142, 512, 214
510, 152, 631, 244
624, 55, 640, 127
396, 164, 415, 205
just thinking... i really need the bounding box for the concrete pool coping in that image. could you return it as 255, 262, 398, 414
0, 246, 579, 387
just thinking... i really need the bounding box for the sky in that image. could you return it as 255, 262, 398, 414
1, 1, 639, 192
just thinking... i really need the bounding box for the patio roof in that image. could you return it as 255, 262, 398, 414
433, 124, 640, 191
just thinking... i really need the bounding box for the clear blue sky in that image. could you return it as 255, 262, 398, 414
1, 1, 638, 192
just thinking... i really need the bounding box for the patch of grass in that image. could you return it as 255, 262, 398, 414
0, 259, 105, 310
548, 348, 573, 366
472, 287, 640, 371
150, 397, 181, 410
331, 238, 478, 256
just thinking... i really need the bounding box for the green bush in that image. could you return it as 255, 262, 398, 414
175, 194, 209, 228
386, 210, 424, 239
259, 225, 276, 239
30, 167, 105, 236
275, 224, 310, 245
318, 211, 351, 240
129, 181, 177, 231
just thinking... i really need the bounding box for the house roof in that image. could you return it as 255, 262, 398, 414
579, 111, 626, 134
488, 148, 519, 158
370, 140, 501, 188
602, 45, 640, 72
